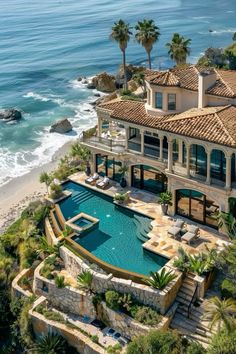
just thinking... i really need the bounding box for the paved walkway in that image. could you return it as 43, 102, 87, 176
69, 172, 230, 259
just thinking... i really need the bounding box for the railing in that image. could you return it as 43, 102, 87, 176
81, 132, 125, 152
187, 283, 198, 318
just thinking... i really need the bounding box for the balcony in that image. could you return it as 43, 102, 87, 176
80, 133, 126, 154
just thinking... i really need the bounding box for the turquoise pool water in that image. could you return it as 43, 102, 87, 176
59, 182, 168, 275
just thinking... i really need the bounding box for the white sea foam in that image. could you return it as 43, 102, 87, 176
0, 89, 99, 187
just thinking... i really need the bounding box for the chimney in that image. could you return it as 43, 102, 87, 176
198, 69, 217, 108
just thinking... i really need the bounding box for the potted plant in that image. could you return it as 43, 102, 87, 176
119, 164, 129, 188
158, 191, 172, 215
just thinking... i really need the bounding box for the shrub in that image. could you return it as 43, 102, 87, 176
43, 310, 65, 323
186, 341, 206, 354
105, 290, 120, 310
117, 293, 133, 312
107, 343, 122, 353
40, 263, 55, 279
92, 293, 104, 307
77, 270, 93, 291
144, 268, 177, 290
34, 304, 45, 315
54, 275, 66, 288
208, 328, 236, 354
134, 306, 161, 326
91, 335, 99, 343
49, 183, 63, 200
127, 329, 184, 354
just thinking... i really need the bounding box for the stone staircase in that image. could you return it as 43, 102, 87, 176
171, 273, 213, 347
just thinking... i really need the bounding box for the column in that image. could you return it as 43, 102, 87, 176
159, 136, 163, 161
226, 152, 232, 189
97, 116, 102, 137
206, 149, 211, 184
186, 144, 190, 178
125, 126, 129, 150
141, 130, 144, 156
167, 138, 173, 172
178, 139, 183, 164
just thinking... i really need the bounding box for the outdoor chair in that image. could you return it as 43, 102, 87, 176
85, 173, 99, 184
181, 225, 200, 245
173, 219, 185, 229
96, 176, 110, 189
167, 226, 181, 239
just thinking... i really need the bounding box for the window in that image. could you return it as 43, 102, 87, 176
168, 93, 176, 110
155, 92, 163, 109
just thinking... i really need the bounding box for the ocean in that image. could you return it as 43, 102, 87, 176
0, 0, 235, 186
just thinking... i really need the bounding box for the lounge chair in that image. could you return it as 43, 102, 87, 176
85, 173, 99, 184
96, 176, 110, 189
181, 225, 200, 245
173, 219, 185, 228
167, 226, 181, 239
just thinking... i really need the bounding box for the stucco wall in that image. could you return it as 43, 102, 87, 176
60, 246, 182, 315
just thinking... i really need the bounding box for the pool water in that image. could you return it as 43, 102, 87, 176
74, 218, 92, 228
59, 182, 168, 275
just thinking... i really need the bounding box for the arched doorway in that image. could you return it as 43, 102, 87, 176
131, 165, 167, 194
176, 189, 219, 228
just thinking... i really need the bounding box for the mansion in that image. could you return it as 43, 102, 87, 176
81, 65, 236, 230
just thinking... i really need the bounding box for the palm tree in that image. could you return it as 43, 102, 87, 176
216, 211, 236, 239
34, 333, 67, 354
166, 33, 191, 66
204, 297, 236, 331
135, 19, 160, 69
39, 172, 51, 194
143, 268, 176, 290
110, 19, 132, 90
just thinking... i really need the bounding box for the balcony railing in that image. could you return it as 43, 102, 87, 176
81, 132, 126, 153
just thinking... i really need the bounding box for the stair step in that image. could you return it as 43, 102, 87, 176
177, 291, 193, 302
176, 296, 191, 306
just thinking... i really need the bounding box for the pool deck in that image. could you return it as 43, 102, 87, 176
68, 172, 230, 259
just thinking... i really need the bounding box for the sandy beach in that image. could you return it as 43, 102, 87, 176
0, 141, 73, 234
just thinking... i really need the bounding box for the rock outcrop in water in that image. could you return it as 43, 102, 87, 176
0, 109, 22, 122
49, 118, 73, 134
90, 72, 116, 92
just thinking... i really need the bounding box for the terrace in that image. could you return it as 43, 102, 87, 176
68, 172, 229, 260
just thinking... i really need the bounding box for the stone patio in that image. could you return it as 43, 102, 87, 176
69, 172, 230, 259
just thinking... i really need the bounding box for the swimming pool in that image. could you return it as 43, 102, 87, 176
59, 182, 168, 276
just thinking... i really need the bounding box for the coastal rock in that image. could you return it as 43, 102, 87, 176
0, 109, 22, 122
91, 72, 116, 92
49, 118, 72, 134
116, 64, 145, 87
90, 92, 118, 107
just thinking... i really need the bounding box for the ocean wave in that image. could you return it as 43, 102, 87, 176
0, 91, 98, 187
199, 28, 236, 35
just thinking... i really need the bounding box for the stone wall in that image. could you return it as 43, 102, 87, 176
33, 261, 96, 318
30, 297, 104, 354
96, 301, 175, 340
12, 268, 33, 298
60, 246, 182, 315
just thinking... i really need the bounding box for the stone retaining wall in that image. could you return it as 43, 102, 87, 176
30, 297, 104, 354
33, 261, 96, 318
60, 246, 182, 315
45, 217, 59, 246
96, 301, 175, 339
12, 268, 33, 298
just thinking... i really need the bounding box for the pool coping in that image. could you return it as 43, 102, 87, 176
65, 212, 99, 233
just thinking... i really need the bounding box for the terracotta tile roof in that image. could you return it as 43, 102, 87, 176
159, 105, 236, 147
146, 65, 236, 98
98, 99, 236, 147
98, 99, 164, 127
206, 70, 236, 98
